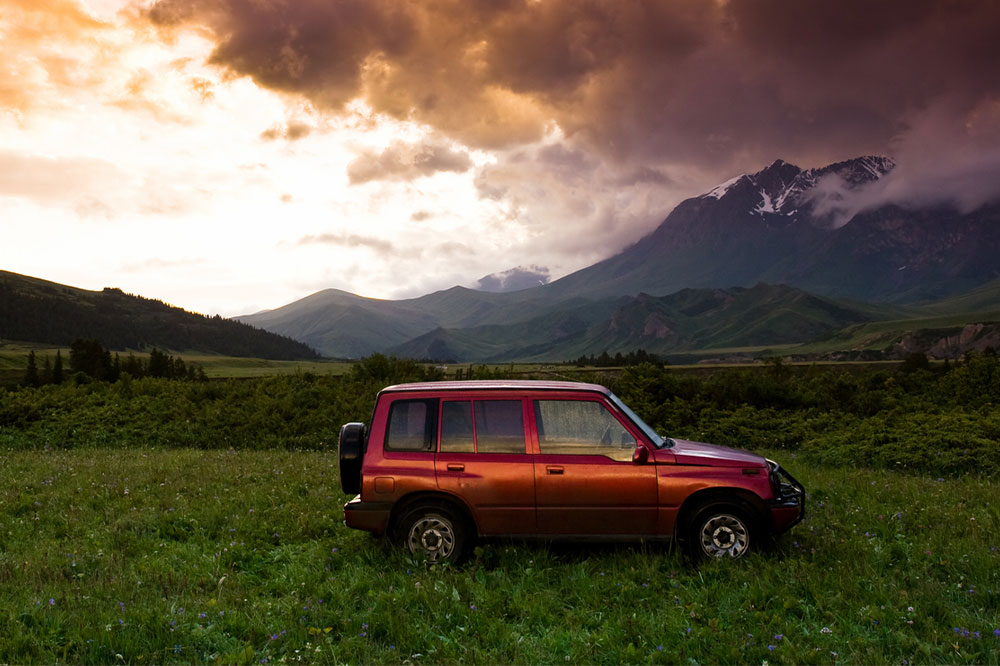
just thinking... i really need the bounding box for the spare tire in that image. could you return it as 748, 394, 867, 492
339, 422, 366, 494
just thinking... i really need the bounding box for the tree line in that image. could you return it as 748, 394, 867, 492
572, 348, 666, 367
22, 339, 206, 386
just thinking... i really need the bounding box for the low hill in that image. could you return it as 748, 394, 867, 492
389, 284, 887, 362
0, 271, 319, 360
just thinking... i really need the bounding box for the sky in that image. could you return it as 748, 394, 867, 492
2, 0, 999, 317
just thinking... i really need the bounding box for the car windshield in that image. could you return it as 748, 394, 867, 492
608, 392, 666, 448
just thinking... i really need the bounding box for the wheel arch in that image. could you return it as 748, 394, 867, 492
388, 491, 478, 540
675, 486, 768, 538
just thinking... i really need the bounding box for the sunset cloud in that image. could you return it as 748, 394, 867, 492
142, 0, 1000, 172
346, 138, 473, 184
3, 0, 999, 318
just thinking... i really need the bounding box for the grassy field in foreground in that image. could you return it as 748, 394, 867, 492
1, 448, 997, 665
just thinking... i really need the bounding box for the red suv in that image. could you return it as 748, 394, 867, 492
339, 380, 803, 562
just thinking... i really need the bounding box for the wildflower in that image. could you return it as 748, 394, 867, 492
774, 634, 784, 641
49, 598, 55, 606
768, 645, 776, 651
657, 645, 663, 652
820, 627, 832, 634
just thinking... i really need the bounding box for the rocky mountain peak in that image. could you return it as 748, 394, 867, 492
701, 155, 895, 221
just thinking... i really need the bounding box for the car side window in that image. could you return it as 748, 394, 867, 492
440, 401, 475, 452
474, 400, 526, 454
439, 399, 526, 454
533, 399, 636, 461
385, 399, 437, 451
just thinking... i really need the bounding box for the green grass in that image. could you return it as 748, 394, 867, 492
0, 343, 351, 380
1, 448, 998, 664
178, 354, 352, 379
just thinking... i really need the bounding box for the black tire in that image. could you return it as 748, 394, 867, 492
686, 502, 755, 560
339, 422, 366, 494
396, 503, 470, 564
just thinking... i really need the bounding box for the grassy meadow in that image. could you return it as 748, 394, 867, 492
2, 448, 998, 665
1, 354, 999, 663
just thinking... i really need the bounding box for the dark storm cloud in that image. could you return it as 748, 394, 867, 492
146, 0, 1000, 199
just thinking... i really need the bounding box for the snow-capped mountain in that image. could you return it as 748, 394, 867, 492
702, 156, 896, 224
542, 155, 998, 303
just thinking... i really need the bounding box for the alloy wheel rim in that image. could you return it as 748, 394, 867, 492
699, 513, 749, 558
407, 515, 455, 561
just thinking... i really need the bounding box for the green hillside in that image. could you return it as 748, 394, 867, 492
0, 271, 319, 360
390, 285, 884, 362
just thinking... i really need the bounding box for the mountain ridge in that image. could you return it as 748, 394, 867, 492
0, 271, 319, 360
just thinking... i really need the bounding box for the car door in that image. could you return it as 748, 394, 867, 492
435, 398, 536, 536
530, 398, 657, 536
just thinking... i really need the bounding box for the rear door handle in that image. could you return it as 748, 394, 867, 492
446, 463, 465, 472
546, 465, 564, 475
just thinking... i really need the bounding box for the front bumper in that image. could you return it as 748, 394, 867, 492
766, 460, 805, 533
343, 495, 392, 536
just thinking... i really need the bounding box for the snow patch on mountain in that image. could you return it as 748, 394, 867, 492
700, 155, 896, 225
704, 174, 744, 199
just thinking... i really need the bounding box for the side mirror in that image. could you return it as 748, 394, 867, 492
632, 446, 649, 464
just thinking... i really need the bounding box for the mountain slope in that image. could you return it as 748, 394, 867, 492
390, 284, 885, 362
539, 156, 1000, 304
0, 271, 319, 359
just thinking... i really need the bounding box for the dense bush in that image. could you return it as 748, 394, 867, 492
2, 351, 998, 476
606, 353, 1000, 477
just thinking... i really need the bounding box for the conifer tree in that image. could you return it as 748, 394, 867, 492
24, 351, 40, 387
52, 350, 64, 384
41, 355, 52, 385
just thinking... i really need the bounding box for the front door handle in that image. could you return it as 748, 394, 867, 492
546, 465, 564, 475
446, 463, 465, 472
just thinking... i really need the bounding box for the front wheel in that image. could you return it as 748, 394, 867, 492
688, 503, 754, 559
397, 504, 469, 564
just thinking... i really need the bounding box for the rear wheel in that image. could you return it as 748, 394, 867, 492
687, 503, 754, 560
397, 503, 469, 564
338, 422, 365, 494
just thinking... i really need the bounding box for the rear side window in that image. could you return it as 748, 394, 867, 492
475, 400, 525, 454
385, 399, 438, 451
440, 401, 475, 452
439, 399, 526, 454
